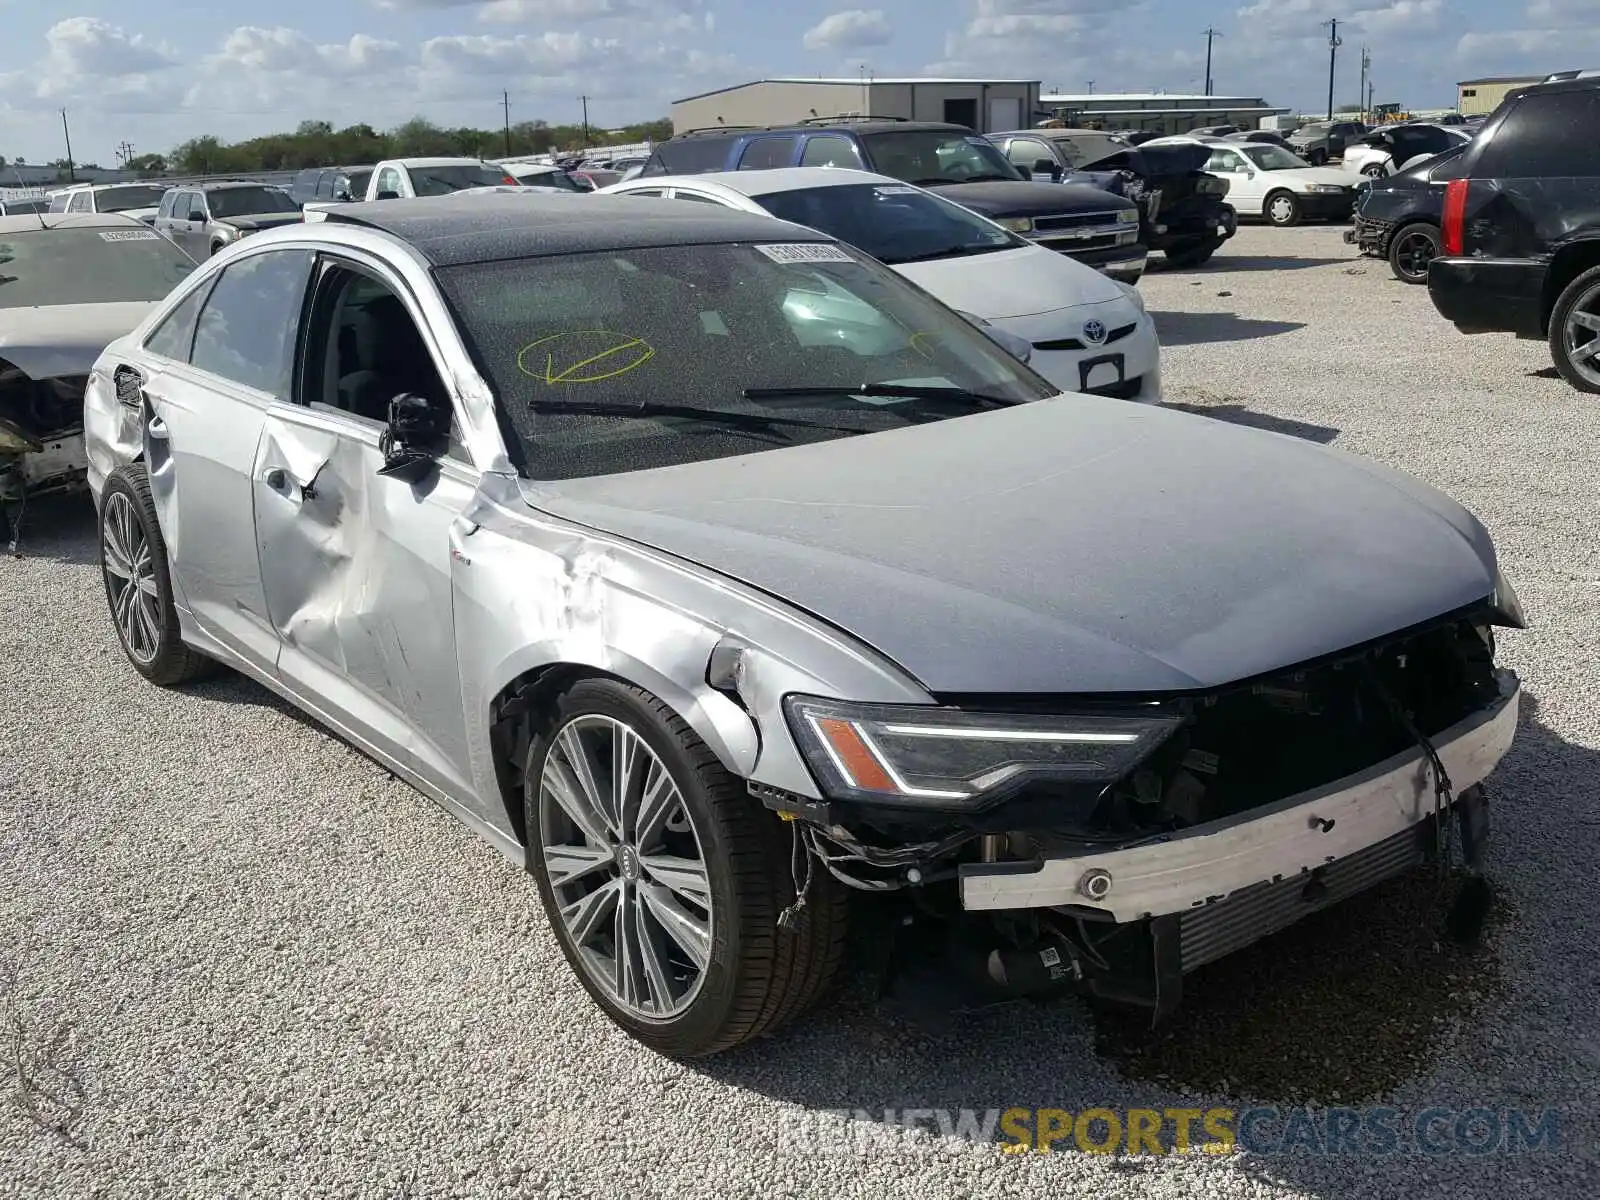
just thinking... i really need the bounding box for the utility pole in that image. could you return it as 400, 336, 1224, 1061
1359, 46, 1371, 121
1200, 27, 1223, 97
60, 108, 75, 182
501, 91, 512, 157
116, 140, 134, 168
580, 95, 590, 149
1087, 80, 1095, 94
1322, 18, 1342, 120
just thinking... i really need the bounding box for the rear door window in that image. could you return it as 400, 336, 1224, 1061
1475, 91, 1600, 177
799, 136, 863, 168
737, 136, 799, 170
655, 137, 737, 174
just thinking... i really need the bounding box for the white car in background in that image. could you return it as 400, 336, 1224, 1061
1342, 124, 1473, 180
1146, 137, 1356, 227
599, 167, 1162, 403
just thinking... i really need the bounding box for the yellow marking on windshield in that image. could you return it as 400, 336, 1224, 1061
516, 330, 656, 384
910, 331, 941, 361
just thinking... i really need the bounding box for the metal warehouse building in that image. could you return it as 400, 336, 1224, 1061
1038, 92, 1289, 135
1457, 76, 1545, 116
670, 77, 1042, 134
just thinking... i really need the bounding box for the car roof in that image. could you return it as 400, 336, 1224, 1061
0, 211, 149, 235
313, 192, 825, 266
384, 157, 498, 167
647, 167, 902, 197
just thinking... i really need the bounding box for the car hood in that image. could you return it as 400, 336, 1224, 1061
220, 213, 304, 231
1261, 166, 1354, 188
895, 244, 1125, 319
528, 399, 1498, 696
0, 301, 160, 378
927, 180, 1128, 217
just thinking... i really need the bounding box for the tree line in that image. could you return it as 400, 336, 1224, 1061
3, 115, 672, 179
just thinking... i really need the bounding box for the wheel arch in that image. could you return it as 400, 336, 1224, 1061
485, 652, 760, 848
1542, 239, 1600, 332
1381, 216, 1439, 257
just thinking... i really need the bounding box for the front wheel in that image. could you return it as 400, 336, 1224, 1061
1548, 264, 1600, 394
98, 466, 216, 686
525, 678, 848, 1057
1387, 224, 1440, 284
1164, 237, 1222, 269
1265, 191, 1302, 227
1362, 162, 1388, 180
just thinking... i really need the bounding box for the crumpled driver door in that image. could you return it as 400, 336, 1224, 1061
251, 403, 477, 799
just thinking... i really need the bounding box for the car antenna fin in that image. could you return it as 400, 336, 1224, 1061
8, 164, 48, 230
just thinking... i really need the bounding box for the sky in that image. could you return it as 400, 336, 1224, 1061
0, 0, 1594, 164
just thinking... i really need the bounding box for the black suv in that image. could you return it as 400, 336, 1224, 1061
1345, 142, 1469, 284
1428, 75, 1600, 391
641, 118, 1148, 283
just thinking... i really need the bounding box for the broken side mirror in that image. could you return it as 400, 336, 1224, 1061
378, 393, 449, 484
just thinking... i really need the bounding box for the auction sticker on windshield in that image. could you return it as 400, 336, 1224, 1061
754, 243, 853, 264
98, 230, 161, 242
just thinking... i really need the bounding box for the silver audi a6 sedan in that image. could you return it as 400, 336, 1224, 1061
83, 193, 1524, 1057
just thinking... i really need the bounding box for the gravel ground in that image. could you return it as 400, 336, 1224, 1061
2, 224, 1597, 1197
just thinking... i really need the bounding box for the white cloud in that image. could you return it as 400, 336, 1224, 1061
1457, 0, 1600, 62
802, 10, 894, 51
1234, 0, 1446, 39
43, 17, 178, 77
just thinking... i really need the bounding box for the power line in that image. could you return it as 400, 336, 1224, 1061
1200, 27, 1224, 98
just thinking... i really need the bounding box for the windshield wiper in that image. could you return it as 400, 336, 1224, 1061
742, 382, 1021, 408
885, 242, 1008, 264
527, 397, 864, 436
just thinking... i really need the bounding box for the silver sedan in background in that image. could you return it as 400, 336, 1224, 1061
84, 194, 1523, 1058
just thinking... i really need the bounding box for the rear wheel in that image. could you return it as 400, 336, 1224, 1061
1362, 162, 1388, 180
1387, 223, 1440, 285
1265, 191, 1302, 227
98, 466, 216, 686
1164, 237, 1223, 269
1548, 264, 1600, 394
524, 678, 849, 1057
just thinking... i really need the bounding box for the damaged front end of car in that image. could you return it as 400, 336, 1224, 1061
744, 595, 1524, 1021
1074, 143, 1238, 258
0, 356, 91, 546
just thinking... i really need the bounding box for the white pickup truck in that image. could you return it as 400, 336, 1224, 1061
303, 157, 520, 218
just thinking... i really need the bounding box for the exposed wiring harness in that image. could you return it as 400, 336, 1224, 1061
1362, 660, 1456, 876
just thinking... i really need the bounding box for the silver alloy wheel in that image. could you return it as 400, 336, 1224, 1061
538, 714, 712, 1020
101, 490, 161, 665
1561, 282, 1600, 389
1363, 163, 1386, 179
1269, 195, 1295, 223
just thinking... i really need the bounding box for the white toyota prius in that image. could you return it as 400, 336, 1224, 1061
600, 167, 1162, 404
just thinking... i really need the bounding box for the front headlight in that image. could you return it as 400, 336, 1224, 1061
1489, 567, 1527, 629
1116, 281, 1147, 314
1116, 208, 1139, 225
783, 695, 1180, 808
996, 217, 1035, 233
215, 225, 238, 241
1305, 183, 1347, 194
1196, 176, 1230, 196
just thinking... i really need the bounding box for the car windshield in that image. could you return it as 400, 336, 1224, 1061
515, 168, 586, 192
1241, 144, 1313, 171
1046, 133, 1129, 168
860, 130, 1024, 185
208, 186, 299, 218
342, 170, 373, 198
94, 185, 167, 212
0, 226, 195, 308
410, 164, 511, 196
752, 183, 1018, 266
436, 241, 1056, 480
1295, 123, 1332, 137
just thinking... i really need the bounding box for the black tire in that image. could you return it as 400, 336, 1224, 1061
1163, 237, 1222, 269
524, 678, 849, 1057
1264, 191, 1302, 227
97, 465, 217, 686
1548, 264, 1600, 395
1387, 223, 1441, 285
